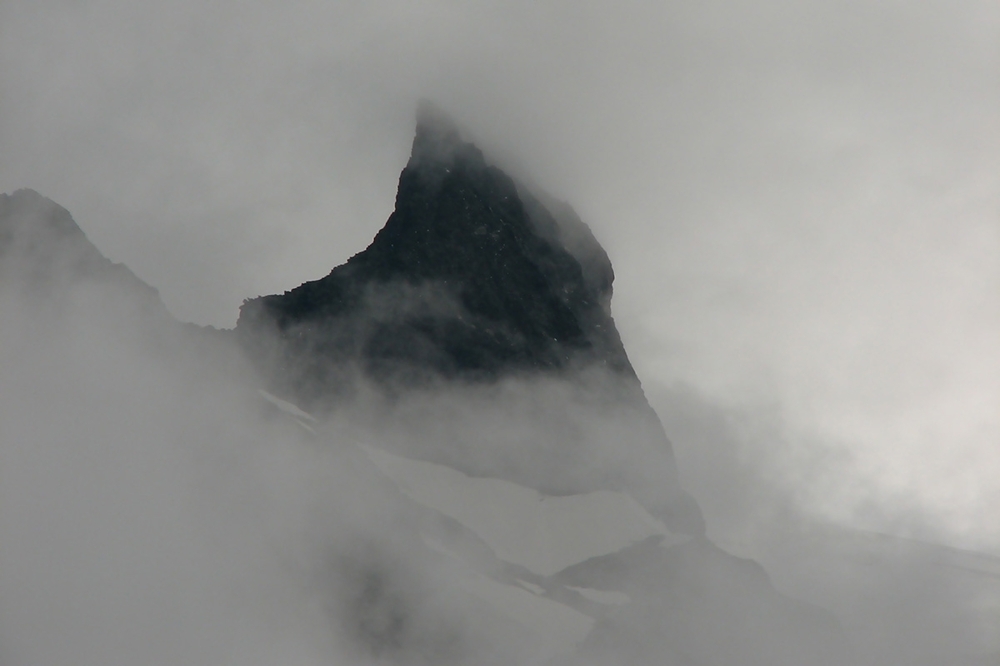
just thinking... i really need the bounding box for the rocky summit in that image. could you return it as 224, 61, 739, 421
236, 104, 635, 401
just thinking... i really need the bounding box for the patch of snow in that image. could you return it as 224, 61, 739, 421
421, 537, 592, 662
363, 445, 675, 576
567, 586, 631, 606
422, 535, 461, 561
258, 389, 318, 422
259, 389, 317, 434
457, 572, 593, 663
294, 420, 317, 436
515, 579, 546, 595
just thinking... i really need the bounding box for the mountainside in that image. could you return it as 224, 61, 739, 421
1, 110, 852, 666
0, 189, 169, 320
236, 104, 632, 399
0, 188, 240, 371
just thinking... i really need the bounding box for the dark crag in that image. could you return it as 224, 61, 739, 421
236, 104, 706, 537
236, 103, 633, 401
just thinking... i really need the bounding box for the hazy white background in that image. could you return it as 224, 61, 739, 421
1, 0, 997, 551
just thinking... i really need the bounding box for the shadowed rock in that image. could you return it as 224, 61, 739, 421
236, 104, 633, 399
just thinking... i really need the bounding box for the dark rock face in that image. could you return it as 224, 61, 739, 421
237, 105, 634, 401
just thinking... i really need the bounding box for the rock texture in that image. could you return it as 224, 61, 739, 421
237, 104, 634, 400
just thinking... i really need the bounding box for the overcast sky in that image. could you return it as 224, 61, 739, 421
1, 0, 997, 549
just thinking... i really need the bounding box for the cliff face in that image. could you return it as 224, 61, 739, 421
237, 105, 634, 400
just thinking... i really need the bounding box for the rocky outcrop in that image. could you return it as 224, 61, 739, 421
236, 104, 634, 400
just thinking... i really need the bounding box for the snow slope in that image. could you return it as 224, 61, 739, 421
363, 444, 690, 576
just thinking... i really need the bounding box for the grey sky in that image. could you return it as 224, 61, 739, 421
1, 0, 997, 547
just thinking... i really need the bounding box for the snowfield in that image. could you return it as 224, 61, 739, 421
362, 443, 690, 576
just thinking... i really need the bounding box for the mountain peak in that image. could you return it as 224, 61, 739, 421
404, 102, 490, 200
237, 110, 633, 398
235, 113, 707, 534
409, 100, 470, 167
